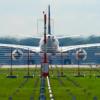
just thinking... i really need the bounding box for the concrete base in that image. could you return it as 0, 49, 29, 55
23, 75, 33, 78
6, 75, 17, 78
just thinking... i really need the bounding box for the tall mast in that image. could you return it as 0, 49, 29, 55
48, 5, 51, 35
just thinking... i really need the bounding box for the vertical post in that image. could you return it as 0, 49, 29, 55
7, 48, 17, 78
24, 48, 33, 78
10, 48, 13, 76
76, 49, 81, 77
39, 11, 48, 100
27, 48, 30, 76
89, 64, 92, 78
61, 46, 64, 77
77, 59, 80, 76
48, 5, 51, 35
41, 12, 49, 77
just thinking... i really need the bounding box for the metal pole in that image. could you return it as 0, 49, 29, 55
61, 46, 64, 76
77, 59, 80, 76
27, 49, 30, 76
10, 48, 13, 76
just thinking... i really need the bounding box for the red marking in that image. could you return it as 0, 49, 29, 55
42, 72, 49, 77
44, 36, 47, 43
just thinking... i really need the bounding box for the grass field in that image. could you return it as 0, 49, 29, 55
0, 65, 100, 100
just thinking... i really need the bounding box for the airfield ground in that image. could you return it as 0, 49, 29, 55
0, 65, 100, 100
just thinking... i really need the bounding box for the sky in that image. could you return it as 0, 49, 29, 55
0, 0, 100, 38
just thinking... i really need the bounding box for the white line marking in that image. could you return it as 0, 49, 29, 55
47, 76, 54, 100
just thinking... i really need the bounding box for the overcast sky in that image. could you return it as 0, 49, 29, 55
0, 0, 100, 37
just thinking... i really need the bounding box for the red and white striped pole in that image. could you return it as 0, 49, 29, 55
41, 12, 49, 77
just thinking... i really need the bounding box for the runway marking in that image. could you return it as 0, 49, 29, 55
47, 76, 54, 100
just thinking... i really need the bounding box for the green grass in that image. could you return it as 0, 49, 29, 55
0, 66, 100, 100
